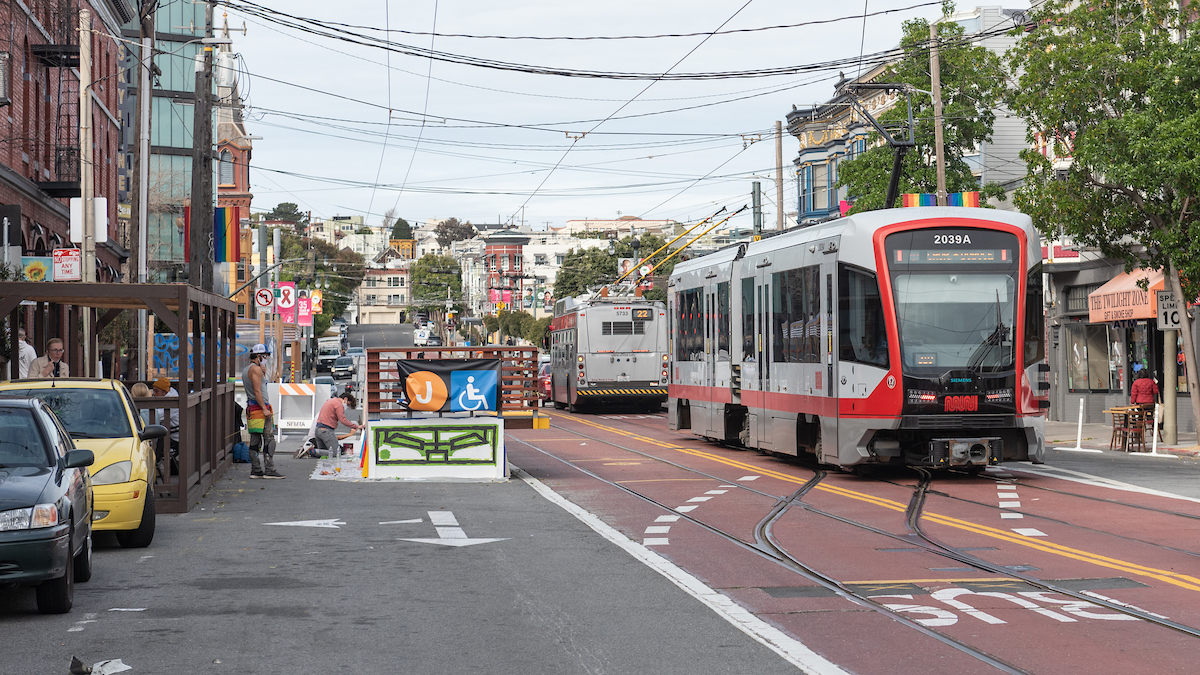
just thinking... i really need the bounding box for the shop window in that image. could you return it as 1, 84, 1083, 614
1065, 323, 1119, 392
1065, 283, 1102, 314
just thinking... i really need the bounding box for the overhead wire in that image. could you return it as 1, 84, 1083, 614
390, 0, 440, 216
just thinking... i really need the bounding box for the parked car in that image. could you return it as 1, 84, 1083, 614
0, 397, 95, 613
426, 336, 443, 347
0, 380, 168, 550
345, 347, 366, 358
538, 362, 551, 406
331, 356, 356, 380
312, 376, 335, 387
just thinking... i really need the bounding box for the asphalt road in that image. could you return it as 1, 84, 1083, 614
346, 323, 412, 350
0, 446, 801, 675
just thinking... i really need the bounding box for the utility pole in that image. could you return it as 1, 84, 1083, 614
79, 8, 94, 375
752, 181, 762, 237
132, 3, 154, 380
775, 121, 784, 230
930, 22, 947, 206
189, 0, 215, 291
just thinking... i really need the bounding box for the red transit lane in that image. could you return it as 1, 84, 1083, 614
508, 410, 1200, 674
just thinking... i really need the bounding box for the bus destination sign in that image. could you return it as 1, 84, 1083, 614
894, 249, 1011, 264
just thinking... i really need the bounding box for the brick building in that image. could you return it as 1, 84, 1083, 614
0, 0, 131, 285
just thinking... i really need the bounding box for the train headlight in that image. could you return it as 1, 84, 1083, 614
662, 354, 669, 362
577, 355, 584, 363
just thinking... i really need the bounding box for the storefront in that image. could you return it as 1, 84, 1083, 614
1047, 265, 1193, 431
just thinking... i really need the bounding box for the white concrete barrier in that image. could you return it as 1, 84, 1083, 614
362, 417, 506, 480
268, 383, 333, 438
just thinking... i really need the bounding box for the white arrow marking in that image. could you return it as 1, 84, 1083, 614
379, 519, 423, 525
399, 510, 507, 547
264, 518, 346, 529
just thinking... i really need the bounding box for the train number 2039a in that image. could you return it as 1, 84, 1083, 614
933, 233, 973, 245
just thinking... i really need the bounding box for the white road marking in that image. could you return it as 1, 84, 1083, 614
264, 518, 346, 529
704, 490, 728, 495
999, 501, 1021, 508
645, 526, 671, 534
676, 505, 698, 512
687, 496, 713, 502
1001, 513, 1024, 519
739, 475, 760, 481
107, 608, 147, 612
512, 467, 849, 674
1012, 528, 1048, 537
719, 484, 738, 488
68, 613, 98, 632
137, 555, 153, 563
997, 485, 1017, 490
643, 538, 670, 546
429, 511, 459, 526
1007, 462, 1200, 504
655, 515, 681, 523
379, 519, 423, 525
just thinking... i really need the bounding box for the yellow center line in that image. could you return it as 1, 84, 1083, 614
547, 413, 1200, 593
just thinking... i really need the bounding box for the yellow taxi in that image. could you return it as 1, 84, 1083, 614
0, 379, 167, 547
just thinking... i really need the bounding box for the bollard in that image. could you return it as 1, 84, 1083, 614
1073, 398, 1084, 451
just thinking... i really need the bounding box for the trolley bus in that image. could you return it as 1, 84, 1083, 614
667, 207, 1047, 470
549, 293, 669, 412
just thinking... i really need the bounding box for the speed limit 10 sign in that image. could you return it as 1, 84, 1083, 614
1157, 290, 1182, 330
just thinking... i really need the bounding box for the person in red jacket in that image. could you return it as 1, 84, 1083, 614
1130, 370, 1160, 406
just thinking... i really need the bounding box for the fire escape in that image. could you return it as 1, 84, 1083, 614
32, 0, 81, 198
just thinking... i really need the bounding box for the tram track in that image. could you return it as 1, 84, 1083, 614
515, 415, 1200, 660
513, 424, 1034, 673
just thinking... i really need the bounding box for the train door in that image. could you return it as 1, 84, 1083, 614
753, 265, 773, 450
821, 265, 838, 462
706, 281, 731, 438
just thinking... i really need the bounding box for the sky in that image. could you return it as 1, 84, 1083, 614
220, 0, 962, 232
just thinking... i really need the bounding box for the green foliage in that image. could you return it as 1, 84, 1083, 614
390, 216, 412, 240
526, 316, 552, 349
482, 315, 499, 336
835, 17, 1008, 212
265, 202, 308, 224
280, 233, 365, 335
1006, 0, 1200, 293
434, 218, 476, 249
552, 235, 679, 301
410, 254, 462, 314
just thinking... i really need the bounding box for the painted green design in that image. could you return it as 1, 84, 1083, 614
373, 424, 499, 464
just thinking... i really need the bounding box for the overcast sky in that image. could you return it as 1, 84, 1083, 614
222, 0, 957, 231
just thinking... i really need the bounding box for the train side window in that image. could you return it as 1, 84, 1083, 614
716, 281, 730, 361
676, 289, 703, 361
741, 278, 754, 361
1025, 262, 1045, 367
838, 264, 890, 368
772, 266, 820, 364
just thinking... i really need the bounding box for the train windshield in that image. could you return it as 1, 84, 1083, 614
885, 228, 1020, 375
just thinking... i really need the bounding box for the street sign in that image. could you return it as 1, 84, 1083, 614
310, 289, 323, 314
52, 248, 81, 281
639, 264, 652, 277
276, 282, 296, 309
1157, 290, 1182, 330
255, 288, 274, 309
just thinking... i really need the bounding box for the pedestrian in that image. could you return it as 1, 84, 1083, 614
16, 329, 36, 379
29, 338, 70, 378
312, 392, 362, 458
130, 383, 153, 426
1130, 370, 1160, 408
151, 377, 180, 455
245, 343, 283, 479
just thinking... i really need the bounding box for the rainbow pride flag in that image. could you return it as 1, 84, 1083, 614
214, 207, 241, 263
948, 191, 981, 207
901, 193, 936, 207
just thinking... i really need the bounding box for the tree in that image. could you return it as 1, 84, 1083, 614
835, 15, 1008, 212
391, 216, 412, 240
552, 235, 680, 301
280, 234, 366, 335
410, 254, 462, 314
525, 316, 552, 349
265, 202, 308, 225
435, 218, 476, 248
1006, 0, 1200, 432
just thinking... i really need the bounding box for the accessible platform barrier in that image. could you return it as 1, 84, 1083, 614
267, 382, 333, 437
360, 417, 506, 480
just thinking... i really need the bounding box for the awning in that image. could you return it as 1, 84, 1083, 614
1087, 268, 1164, 323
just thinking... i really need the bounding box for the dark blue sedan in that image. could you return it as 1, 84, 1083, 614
0, 398, 95, 613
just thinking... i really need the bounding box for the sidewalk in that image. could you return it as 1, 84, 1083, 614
1044, 417, 1200, 457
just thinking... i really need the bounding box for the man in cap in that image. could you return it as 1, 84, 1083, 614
244, 344, 283, 478
151, 377, 180, 455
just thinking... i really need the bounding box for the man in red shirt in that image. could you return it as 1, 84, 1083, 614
1130, 370, 1160, 406
313, 392, 362, 458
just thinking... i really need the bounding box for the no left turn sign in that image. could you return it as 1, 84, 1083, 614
255, 288, 274, 309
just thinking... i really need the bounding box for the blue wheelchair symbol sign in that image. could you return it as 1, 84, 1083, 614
450, 370, 498, 412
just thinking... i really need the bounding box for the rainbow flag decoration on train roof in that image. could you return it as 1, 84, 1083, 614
182, 206, 242, 262
899, 191, 981, 208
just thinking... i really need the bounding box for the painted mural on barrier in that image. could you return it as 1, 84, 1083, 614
374, 423, 499, 464
151, 333, 250, 375
395, 359, 501, 412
